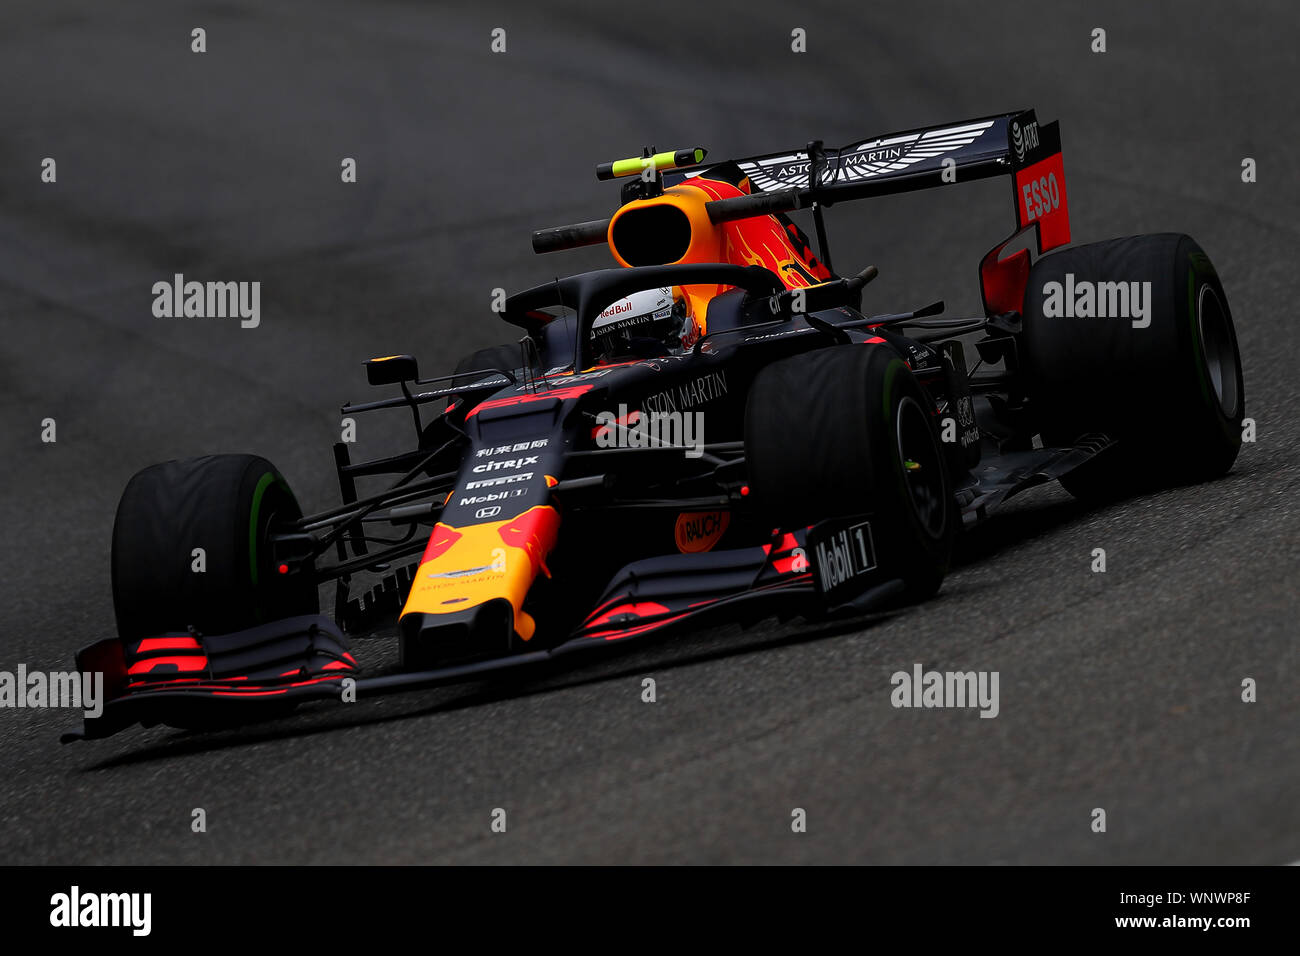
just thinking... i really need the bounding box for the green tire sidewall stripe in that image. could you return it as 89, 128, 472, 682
247, 471, 278, 592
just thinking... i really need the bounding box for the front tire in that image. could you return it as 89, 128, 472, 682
745, 345, 956, 601
111, 455, 317, 640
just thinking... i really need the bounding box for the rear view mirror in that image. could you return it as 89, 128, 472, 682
365, 354, 419, 386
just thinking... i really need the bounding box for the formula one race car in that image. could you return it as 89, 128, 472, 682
65, 109, 1245, 741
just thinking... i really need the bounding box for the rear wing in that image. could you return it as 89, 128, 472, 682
533, 109, 1070, 257
685, 109, 1068, 250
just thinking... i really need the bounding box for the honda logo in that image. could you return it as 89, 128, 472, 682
476, 506, 502, 519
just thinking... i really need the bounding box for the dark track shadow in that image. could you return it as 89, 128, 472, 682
953, 464, 1258, 567
952, 494, 1089, 566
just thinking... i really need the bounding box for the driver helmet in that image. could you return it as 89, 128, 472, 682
590, 286, 698, 363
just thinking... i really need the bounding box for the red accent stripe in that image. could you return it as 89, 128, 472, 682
590, 612, 691, 641
761, 532, 803, 555
466, 384, 593, 419
136, 636, 203, 652
130, 673, 352, 698
583, 600, 670, 629
127, 676, 202, 688
420, 524, 463, 564
127, 655, 208, 675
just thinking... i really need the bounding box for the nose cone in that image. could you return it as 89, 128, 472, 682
398, 599, 515, 669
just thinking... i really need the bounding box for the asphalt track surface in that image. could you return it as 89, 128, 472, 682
0, 1, 1297, 865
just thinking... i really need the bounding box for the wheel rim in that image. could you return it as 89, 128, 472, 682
1197, 284, 1240, 417
895, 396, 947, 539
253, 480, 310, 620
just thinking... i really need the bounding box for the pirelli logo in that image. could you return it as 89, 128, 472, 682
465, 472, 533, 490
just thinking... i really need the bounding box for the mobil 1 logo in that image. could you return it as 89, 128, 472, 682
807, 515, 877, 606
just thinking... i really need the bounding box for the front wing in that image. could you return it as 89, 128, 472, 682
63, 524, 903, 742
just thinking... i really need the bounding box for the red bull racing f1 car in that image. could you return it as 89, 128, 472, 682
66, 109, 1245, 740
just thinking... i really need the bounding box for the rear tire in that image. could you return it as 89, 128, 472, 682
111, 455, 317, 640
745, 345, 955, 600
1022, 233, 1245, 499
